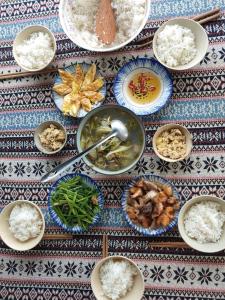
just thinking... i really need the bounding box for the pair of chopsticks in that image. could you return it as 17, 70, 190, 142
0, 67, 58, 81
135, 7, 220, 48
102, 234, 109, 258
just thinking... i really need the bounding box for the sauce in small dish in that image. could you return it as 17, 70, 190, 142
127, 71, 161, 105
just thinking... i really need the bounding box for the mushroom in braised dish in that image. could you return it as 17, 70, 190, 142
126, 178, 180, 228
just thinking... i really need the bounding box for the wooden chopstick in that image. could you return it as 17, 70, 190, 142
43, 233, 73, 240
0, 67, 58, 81
192, 7, 220, 21
102, 234, 109, 258
149, 241, 190, 248
135, 7, 220, 48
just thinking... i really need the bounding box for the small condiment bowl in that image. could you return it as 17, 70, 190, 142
153, 18, 209, 71
13, 25, 56, 72
91, 255, 145, 300
0, 200, 45, 251
178, 195, 225, 253
113, 58, 173, 116
34, 120, 67, 155
152, 123, 193, 162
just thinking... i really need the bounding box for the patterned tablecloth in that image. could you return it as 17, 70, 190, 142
0, 0, 225, 299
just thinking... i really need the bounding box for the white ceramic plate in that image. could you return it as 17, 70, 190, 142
53, 63, 106, 118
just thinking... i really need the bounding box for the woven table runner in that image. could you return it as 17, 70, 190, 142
0, 0, 225, 299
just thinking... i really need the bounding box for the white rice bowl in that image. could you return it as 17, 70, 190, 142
59, 0, 150, 52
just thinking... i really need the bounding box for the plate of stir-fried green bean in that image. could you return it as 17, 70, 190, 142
48, 173, 103, 233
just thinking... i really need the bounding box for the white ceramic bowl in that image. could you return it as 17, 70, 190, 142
178, 195, 225, 253
152, 123, 193, 162
0, 200, 45, 251
13, 25, 56, 72
153, 18, 209, 71
91, 256, 145, 300
59, 0, 151, 52
34, 120, 67, 155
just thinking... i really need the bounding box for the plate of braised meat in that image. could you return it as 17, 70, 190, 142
122, 175, 180, 236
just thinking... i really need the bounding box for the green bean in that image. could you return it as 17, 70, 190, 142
50, 176, 100, 229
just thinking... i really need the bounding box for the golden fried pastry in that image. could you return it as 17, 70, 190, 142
81, 77, 104, 92
81, 64, 96, 89
82, 91, 104, 103
53, 83, 72, 96
80, 98, 92, 112
58, 69, 75, 86
54, 64, 104, 117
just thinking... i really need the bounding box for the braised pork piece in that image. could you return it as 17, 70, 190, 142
126, 178, 180, 228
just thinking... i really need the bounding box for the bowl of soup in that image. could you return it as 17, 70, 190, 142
76, 105, 145, 175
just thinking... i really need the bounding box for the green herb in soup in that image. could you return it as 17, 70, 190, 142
80, 111, 143, 171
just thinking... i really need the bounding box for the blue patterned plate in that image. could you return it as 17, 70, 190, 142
53, 63, 106, 118
48, 173, 104, 233
122, 175, 180, 236
113, 58, 173, 115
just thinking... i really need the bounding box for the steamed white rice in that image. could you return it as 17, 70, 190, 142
66, 0, 146, 48
184, 201, 225, 244
156, 24, 197, 67
99, 259, 137, 300
9, 203, 43, 242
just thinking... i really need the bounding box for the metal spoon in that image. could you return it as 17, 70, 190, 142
40, 120, 128, 183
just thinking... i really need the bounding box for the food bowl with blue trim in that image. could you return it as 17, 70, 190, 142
113, 58, 173, 115
122, 175, 180, 236
48, 173, 104, 233
53, 62, 106, 118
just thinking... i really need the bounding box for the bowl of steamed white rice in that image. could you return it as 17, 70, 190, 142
13, 25, 56, 72
178, 195, 225, 253
0, 200, 45, 251
59, 0, 151, 52
91, 255, 144, 300
153, 18, 208, 71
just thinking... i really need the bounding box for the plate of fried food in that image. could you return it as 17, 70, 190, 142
122, 175, 180, 236
53, 63, 106, 118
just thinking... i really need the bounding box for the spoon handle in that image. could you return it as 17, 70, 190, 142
41, 131, 117, 183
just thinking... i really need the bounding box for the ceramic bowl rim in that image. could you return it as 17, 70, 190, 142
12, 25, 56, 72
152, 123, 193, 162
76, 104, 146, 175
113, 57, 173, 115
91, 255, 145, 300
59, 0, 151, 52
178, 195, 225, 253
34, 120, 67, 155
121, 174, 180, 236
48, 173, 104, 233
152, 17, 209, 71
0, 199, 45, 251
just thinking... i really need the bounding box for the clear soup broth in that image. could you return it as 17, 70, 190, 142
80, 108, 144, 171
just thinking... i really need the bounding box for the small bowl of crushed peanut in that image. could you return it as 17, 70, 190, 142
34, 121, 67, 154
152, 124, 192, 162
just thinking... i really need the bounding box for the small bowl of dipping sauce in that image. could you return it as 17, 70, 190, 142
152, 123, 192, 162
0, 200, 45, 251
13, 25, 56, 72
178, 195, 225, 253
113, 58, 173, 115
91, 255, 144, 300
34, 120, 67, 155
